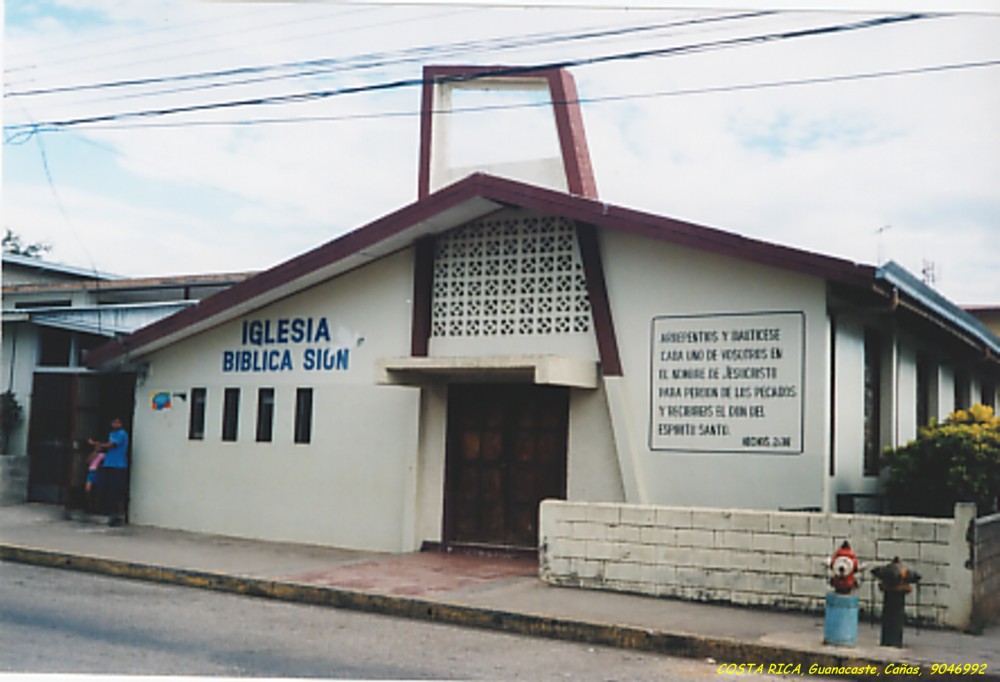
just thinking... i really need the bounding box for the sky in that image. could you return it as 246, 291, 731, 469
3, 1, 999, 306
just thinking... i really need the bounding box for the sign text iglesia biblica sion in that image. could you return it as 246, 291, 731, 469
222, 317, 350, 373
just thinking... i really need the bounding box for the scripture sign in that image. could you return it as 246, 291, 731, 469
650, 312, 804, 453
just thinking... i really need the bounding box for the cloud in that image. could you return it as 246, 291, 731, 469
6, 184, 269, 276
4, 3, 999, 306
578, 21, 1000, 305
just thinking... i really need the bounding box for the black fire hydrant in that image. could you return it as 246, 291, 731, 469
871, 557, 921, 647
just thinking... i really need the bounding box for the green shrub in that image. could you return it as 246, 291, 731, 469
881, 404, 1000, 517
0, 390, 23, 453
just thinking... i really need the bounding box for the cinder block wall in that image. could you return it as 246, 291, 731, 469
973, 513, 1000, 627
539, 501, 979, 629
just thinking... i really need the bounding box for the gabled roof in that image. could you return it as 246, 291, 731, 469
87, 172, 882, 369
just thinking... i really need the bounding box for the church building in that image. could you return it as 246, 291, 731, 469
86, 66, 1000, 552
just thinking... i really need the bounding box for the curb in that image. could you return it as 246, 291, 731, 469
2, 543, 995, 682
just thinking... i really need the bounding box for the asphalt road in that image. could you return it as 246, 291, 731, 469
1, 562, 831, 680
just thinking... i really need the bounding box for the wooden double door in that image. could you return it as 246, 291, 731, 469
444, 384, 568, 550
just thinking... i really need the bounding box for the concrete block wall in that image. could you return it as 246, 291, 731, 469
973, 513, 1000, 627
0, 455, 29, 506
540, 500, 979, 629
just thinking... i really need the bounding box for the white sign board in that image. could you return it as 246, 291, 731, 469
650, 312, 805, 453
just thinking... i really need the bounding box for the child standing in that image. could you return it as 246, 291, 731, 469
85, 448, 105, 513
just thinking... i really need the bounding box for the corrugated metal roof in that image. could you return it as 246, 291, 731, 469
1, 253, 120, 281
877, 261, 1000, 355
22, 302, 196, 337
2, 271, 254, 295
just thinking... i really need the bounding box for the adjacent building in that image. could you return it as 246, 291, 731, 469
966, 305, 1000, 339
1, 254, 252, 504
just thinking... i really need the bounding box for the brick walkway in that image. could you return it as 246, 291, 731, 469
281, 551, 537, 596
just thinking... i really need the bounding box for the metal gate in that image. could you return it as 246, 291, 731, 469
27, 372, 134, 506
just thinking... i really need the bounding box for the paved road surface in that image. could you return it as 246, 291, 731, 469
0, 562, 841, 680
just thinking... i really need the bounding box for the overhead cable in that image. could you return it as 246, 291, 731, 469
2, 13, 938, 135
5, 11, 773, 99
11, 58, 991, 137
3, 5, 370, 76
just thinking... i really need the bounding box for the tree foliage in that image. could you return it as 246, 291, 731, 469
2, 229, 51, 258
882, 404, 1000, 517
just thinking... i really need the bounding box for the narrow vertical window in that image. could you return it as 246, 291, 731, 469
222, 388, 240, 442
982, 381, 996, 410
863, 330, 882, 477
256, 388, 275, 443
954, 371, 970, 411
189, 388, 207, 440
294, 388, 313, 444
916, 355, 930, 430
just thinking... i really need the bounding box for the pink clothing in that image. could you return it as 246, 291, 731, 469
88, 452, 105, 471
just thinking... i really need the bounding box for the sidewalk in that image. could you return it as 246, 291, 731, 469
2, 503, 997, 679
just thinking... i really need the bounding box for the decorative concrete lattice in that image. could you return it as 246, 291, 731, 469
431, 215, 591, 338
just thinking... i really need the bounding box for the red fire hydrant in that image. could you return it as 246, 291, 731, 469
828, 540, 861, 594
871, 557, 922, 647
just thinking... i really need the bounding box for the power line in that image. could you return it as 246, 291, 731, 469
4, 6, 478, 95
26, 6, 459, 92
11, 104, 105, 286
118, 0, 1000, 11
2, 13, 939, 135
4, 4, 280, 67
6, 11, 770, 99
17, 58, 992, 135
3, 5, 370, 77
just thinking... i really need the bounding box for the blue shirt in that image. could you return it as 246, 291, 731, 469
103, 428, 129, 469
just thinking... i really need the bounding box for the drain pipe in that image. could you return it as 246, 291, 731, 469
873, 284, 900, 313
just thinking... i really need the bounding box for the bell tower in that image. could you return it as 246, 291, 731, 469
418, 65, 598, 199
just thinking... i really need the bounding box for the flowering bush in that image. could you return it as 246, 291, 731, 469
881, 404, 1000, 517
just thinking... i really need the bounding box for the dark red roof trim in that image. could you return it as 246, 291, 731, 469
87, 172, 875, 369
410, 236, 435, 357
576, 222, 622, 377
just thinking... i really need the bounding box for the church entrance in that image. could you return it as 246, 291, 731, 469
443, 384, 568, 550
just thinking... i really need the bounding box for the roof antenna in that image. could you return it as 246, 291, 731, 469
875, 224, 892, 265
921, 259, 936, 287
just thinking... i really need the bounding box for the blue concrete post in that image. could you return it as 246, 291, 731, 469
823, 592, 859, 646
